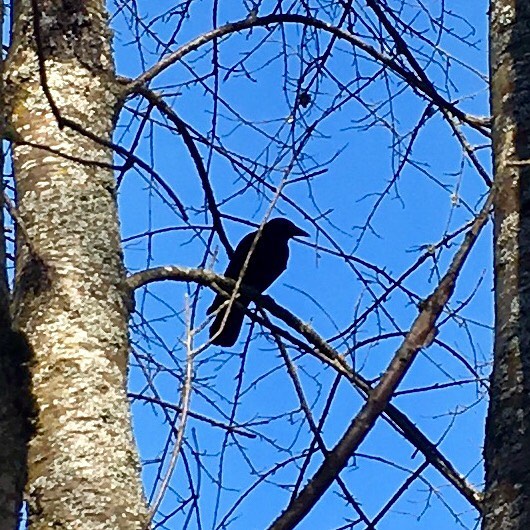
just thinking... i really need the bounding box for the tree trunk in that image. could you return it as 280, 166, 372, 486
4, 0, 148, 527
483, 1, 530, 528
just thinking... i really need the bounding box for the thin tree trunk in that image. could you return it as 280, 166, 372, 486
483, 1, 530, 528
4, 1, 147, 527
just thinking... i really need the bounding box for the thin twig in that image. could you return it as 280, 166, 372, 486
126, 14, 489, 134
144, 296, 195, 528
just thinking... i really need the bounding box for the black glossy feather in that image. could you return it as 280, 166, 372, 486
207, 218, 308, 346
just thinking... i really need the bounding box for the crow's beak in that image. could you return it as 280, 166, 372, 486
292, 225, 309, 238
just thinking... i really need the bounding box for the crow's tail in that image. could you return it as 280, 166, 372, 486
209, 304, 247, 347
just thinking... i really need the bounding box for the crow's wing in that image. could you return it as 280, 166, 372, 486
207, 230, 256, 315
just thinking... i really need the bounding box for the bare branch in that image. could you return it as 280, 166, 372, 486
125, 14, 489, 134
126, 199, 488, 517
267, 186, 493, 530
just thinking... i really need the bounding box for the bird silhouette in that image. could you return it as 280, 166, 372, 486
207, 218, 309, 346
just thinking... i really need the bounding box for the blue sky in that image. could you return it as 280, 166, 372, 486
110, 1, 491, 528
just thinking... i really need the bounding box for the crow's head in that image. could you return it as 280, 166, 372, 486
263, 218, 309, 240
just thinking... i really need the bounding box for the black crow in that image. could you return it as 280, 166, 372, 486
207, 218, 309, 346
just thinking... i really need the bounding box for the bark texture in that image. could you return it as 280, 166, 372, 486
483, 1, 530, 528
4, 1, 147, 527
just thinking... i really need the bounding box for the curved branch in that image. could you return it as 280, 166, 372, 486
135, 86, 233, 258
125, 14, 490, 134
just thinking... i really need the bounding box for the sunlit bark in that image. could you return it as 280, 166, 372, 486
483, 1, 530, 528
4, 1, 147, 527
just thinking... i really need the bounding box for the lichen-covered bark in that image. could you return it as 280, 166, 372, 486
483, 1, 530, 528
4, 1, 148, 528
